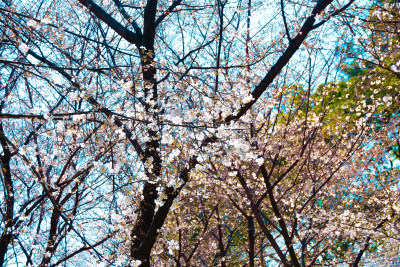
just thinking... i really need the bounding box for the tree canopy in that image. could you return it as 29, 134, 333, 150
0, 0, 399, 266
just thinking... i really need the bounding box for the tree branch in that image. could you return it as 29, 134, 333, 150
155, 0, 183, 28
77, 0, 141, 47
281, 0, 292, 43
112, 0, 143, 37
352, 217, 389, 267
225, 0, 334, 122
312, 0, 356, 30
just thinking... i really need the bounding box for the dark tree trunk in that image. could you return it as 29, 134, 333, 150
0, 122, 14, 266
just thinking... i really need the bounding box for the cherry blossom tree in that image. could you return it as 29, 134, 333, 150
1, 0, 398, 266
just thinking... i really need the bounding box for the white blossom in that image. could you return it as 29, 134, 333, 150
19, 43, 29, 54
